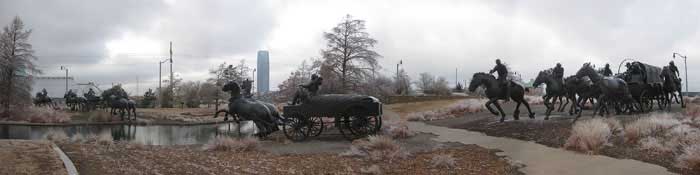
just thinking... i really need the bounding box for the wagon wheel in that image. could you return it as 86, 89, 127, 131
307, 116, 324, 137
283, 116, 309, 142
339, 114, 381, 140
639, 90, 653, 112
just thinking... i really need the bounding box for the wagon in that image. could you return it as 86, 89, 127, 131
624, 61, 666, 112
281, 94, 383, 141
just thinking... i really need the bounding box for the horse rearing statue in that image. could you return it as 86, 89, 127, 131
468, 72, 535, 122
223, 81, 281, 137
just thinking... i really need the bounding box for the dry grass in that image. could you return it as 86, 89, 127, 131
624, 113, 681, 144
341, 135, 409, 162
406, 99, 486, 121
676, 144, 700, 171
203, 136, 260, 152
430, 154, 457, 169
381, 121, 415, 139
87, 111, 115, 122
8, 106, 71, 123
359, 165, 383, 175
43, 130, 69, 143
564, 118, 618, 153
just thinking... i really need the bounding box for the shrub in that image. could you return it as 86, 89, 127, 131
382, 121, 415, 139
204, 137, 259, 152
524, 95, 544, 105
676, 144, 700, 171
564, 118, 614, 153
624, 113, 681, 144
639, 137, 673, 153
430, 154, 457, 169
341, 135, 408, 162
43, 130, 69, 143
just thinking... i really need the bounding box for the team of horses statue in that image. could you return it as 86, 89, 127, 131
36, 85, 137, 121
474, 61, 685, 123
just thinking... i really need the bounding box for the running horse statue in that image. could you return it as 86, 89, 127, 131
575, 63, 637, 121
33, 89, 54, 107
533, 69, 568, 120
661, 66, 685, 108
468, 72, 535, 122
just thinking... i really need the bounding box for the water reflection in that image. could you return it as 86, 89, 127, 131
0, 122, 247, 145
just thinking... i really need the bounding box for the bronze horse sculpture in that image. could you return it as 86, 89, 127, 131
575, 63, 637, 121
101, 87, 136, 121
222, 81, 282, 137
661, 66, 685, 108
468, 72, 535, 122
533, 69, 569, 120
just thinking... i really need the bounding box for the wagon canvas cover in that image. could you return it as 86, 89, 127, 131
637, 62, 663, 84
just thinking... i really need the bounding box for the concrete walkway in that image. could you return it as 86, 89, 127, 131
407, 121, 675, 175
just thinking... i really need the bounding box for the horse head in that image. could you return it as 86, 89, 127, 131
223, 81, 242, 96
576, 63, 601, 82
533, 70, 551, 87
469, 72, 492, 92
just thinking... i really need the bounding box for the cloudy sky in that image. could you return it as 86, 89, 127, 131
2, 0, 700, 94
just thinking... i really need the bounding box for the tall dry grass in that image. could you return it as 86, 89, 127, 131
341, 135, 409, 162
381, 121, 415, 139
8, 106, 70, 123
406, 99, 486, 121
564, 118, 620, 153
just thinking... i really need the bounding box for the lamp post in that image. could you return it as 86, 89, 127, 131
60, 66, 69, 93
396, 60, 403, 95
252, 68, 256, 95
158, 58, 170, 107
673, 53, 689, 94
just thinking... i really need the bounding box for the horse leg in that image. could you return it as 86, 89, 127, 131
485, 99, 499, 116
679, 90, 686, 108
543, 95, 553, 120
592, 95, 605, 117
513, 101, 521, 120
493, 101, 507, 122
559, 96, 569, 112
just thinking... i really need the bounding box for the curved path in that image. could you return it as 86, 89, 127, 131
407, 122, 674, 175
383, 106, 674, 175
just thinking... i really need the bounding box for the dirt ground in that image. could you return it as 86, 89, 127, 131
429, 102, 697, 175
0, 140, 67, 175
59, 141, 521, 175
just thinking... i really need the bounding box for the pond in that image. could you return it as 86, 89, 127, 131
0, 121, 259, 145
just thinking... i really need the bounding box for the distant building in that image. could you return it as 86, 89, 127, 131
31, 76, 75, 98
257, 50, 270, 93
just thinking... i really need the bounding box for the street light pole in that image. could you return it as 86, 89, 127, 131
396, 60, 403, 95
60, 66, 69, 93
673, 53, 689, 94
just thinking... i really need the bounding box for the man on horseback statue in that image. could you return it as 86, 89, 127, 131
669, 61, 681, 82
241, 78, 254, 98
603, 63, 613, 77
489, 59, 510, 101
554, 63, 564, 84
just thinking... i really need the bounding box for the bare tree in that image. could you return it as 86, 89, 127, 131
416, 72, 435, 92
0, 16, 40, 117
207, 60, 251, 109
320, 14, 381, 93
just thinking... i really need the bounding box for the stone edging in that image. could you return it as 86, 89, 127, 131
51, 143, 79, 175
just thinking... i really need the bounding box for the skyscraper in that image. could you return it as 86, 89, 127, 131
257, 50, 270, 93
